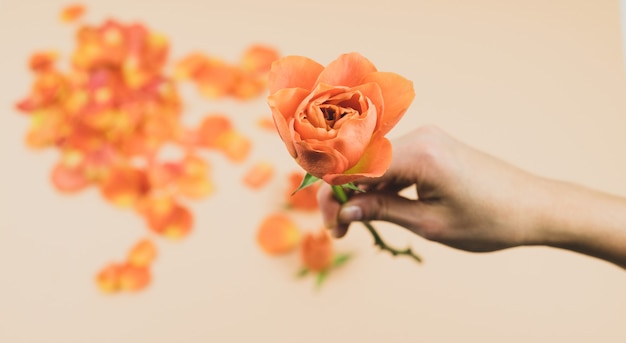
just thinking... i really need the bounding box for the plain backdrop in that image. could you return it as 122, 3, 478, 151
1, 1, 626, 342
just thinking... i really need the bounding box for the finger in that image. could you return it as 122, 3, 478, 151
338, 191, 430, 236
317, 184, 349, 238
352, 142, 416, 191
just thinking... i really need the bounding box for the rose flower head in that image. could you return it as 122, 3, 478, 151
267, 53, 415, 185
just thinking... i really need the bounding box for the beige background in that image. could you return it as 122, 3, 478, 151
2, 0, 626, 342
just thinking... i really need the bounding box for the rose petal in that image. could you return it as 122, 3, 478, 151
350, 82, 384, 122
50, 160, 90, 193
268, 87, 309, 157
60, 4, 85, 23
243, 161, 274, 190
119, 264, 151, 292
268, 56, 324, 94
294, 141, 349, 179
99, 166, 150, 208
195, 114, 232, 148
328, 96, 377, 167
257, 213, 300, 255
96, 262, 123, 293
316, 53, 377, 87
257, 117, 276, 131
127, 239, 157, 267
322, 135, 392, 185
240, 44, 280, 74
360, 72, 415, 135
215, 131, 251, 163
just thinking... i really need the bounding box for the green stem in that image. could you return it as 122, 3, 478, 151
331, 185, 422, 263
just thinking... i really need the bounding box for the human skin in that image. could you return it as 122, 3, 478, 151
318, 126, 626, 270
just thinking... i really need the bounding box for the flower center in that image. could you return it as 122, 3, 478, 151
320, 104, 355, 130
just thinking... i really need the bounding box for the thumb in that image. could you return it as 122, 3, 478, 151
338, 192, 429, 236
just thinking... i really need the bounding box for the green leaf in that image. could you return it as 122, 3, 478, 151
315, 270, 328, 290
291, 173, 320, 195
296, 267, 309, 278
343, 182, 365, 193
332, 253, 352, 268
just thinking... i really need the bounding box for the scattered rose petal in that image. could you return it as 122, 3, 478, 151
28, 51, 58, 73
257, 213, 300, 255
286, 171, 319, 211
141, 197, 193, 239
127, 238, 157, 267
99, 165, 150, 208
256, 117, 276, 132
18, 7, 283, 292
176, 155, 213, 199
60, 4, 85, 23
50, 158, 90, 193
240, 44, 280, 75
95, 262, 123, 293
215, 130, 251, 163
194, 114, 233, 149
243, 161, 274, 190
118, 264, 151, 291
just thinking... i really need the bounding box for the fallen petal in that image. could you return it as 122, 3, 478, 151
257, 213, 300, 255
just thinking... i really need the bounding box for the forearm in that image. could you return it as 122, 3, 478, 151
529, 178, 626, 269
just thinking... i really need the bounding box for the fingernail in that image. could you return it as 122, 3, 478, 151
339, 205, 362, 223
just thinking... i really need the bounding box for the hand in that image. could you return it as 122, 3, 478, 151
319, 125, 544, 252
319, 125, 626, 270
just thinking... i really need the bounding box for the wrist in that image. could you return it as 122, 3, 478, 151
524, 177, 626, 269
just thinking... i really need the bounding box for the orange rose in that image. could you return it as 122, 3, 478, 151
267, 53, 415, 185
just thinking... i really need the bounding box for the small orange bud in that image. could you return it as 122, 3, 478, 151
300, 230, 333, 272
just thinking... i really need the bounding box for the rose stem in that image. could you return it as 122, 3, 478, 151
330, 185, 422, 263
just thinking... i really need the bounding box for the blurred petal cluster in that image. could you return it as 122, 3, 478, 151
16, 5, 281, 293
175, 45, 279, 100
96, 238, 157, 293
16, 17, 210, 240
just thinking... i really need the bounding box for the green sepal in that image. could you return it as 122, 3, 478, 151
296, 267, 309, 278
332, 253, 352, 268
291, 173, 320, 195
315, 270, 329, 290
343, 182, 364, 193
